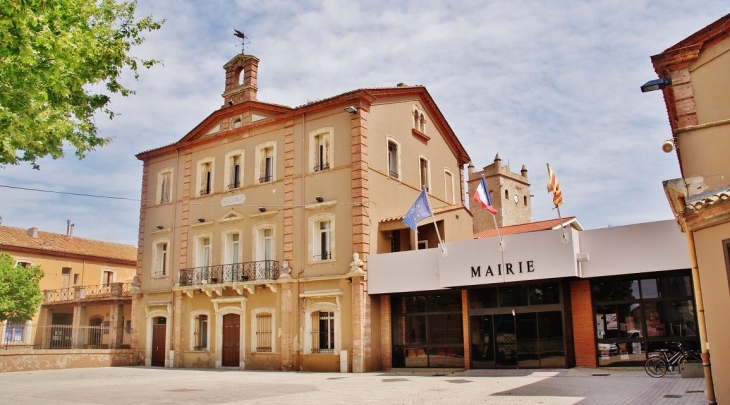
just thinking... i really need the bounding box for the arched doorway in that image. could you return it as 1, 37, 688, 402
222, 313, 240, 367
151, 317, 167, 367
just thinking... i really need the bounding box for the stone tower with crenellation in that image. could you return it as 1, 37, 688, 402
467, 154, 531, 234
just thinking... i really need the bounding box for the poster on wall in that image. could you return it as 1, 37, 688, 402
596, 314, 605, 339
606, 313, 618, 330
632, 342, 642, 354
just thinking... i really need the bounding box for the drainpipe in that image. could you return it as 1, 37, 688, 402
680, 198, 716, 404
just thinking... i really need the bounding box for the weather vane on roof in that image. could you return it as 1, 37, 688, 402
233, 29, 250, 54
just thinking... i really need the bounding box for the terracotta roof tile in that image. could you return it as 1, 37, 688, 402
474, 217, 580, 238
684, 186, 730, 213
0, 226, 136, 263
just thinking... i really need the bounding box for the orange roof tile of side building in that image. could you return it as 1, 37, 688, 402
473, 217, 583, 239
0, 225, 136, 265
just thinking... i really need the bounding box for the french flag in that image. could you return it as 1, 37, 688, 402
473, 178, 498, 215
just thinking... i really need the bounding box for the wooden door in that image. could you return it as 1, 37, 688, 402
151, 317, 166, 367
222, 314, 240, 367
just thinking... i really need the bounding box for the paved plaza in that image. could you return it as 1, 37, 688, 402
0, 367, 707, 405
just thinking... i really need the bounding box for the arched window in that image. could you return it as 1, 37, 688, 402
238, 68, 245, 85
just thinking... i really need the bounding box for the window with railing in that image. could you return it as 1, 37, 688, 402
198, 159, 214, 196
225, 150, 244, 190
256, 142, 276, 184
309, 127, 333, 173
313, 219, 332, 262
256, 313, 272, 352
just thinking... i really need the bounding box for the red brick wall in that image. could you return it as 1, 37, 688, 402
570, 280, 597, 367
461, 290, 470, 369
380, 295, 392, 370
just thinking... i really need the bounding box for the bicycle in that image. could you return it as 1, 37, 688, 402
644, 342, 701, 378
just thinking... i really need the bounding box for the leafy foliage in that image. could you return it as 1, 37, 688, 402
0, 0, 164, 168
0, 252, 44, 322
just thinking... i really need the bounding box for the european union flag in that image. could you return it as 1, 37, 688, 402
402, 189, 432, 232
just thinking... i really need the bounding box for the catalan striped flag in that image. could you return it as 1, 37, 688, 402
546, 164, 563, 207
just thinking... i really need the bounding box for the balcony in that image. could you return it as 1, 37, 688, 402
42, 282, 131, 304
178, 261, 280, 287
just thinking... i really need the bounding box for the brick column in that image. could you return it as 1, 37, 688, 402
136, 161, 149, 279
71, 305, 86, 349
130, 292, 141, 356
179, 152, 193, 274
39, 307, 52, 349
172, 290, 184, 367
351, 274, 366, 373
280, 279, 295, 371
670, 68, 698, 129
461, 289, 470, 369
283, 119, 295, 264
109, 304, 124, 349
349, 105, 371, 372
380, 295, 392, 370
570, 280, 597, 367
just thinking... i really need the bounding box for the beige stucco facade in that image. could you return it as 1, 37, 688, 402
651, 13, 730, 404
0, 226, 136, 354
134, 54, 473, 371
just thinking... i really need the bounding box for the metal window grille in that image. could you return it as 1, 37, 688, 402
256, 314, 272, 352
311, 311, 334, 353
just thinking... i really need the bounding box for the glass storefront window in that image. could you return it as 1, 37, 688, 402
429, 293, 461, 312
593, 271, 698, 367
499, 285, 528, 307
529, 283, 560, 305
592, 279, 640, 301
392, 291, 463, 368
595, 303, 644, 340
470, 288, 498, 309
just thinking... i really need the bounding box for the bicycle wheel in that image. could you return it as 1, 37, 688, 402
645, 356, 668, 378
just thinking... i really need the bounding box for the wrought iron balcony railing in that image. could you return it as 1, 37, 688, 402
178, 261, 280, 287
42, 282, 131, 303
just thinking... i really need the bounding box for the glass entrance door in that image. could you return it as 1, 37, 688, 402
470, 311, 565, 369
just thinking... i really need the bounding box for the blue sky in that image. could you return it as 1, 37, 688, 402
1, 1, 728, 245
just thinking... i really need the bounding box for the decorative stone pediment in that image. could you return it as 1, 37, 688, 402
220, 209, 246, 223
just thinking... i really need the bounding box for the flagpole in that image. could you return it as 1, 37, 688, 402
547, 163, 569, 244
482, 175, 505, 251
424, 187, 446, 256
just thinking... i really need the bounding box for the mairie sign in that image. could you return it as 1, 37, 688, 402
221, 194, 246, 207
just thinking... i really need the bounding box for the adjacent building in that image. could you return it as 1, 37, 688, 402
133, 53, 474, 371
0, 225, 136, 350
649, 12, 730, 404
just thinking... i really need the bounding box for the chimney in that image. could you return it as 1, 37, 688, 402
28, 227, 38, 239
66, 220, 74, 239
222, 54, 259, 107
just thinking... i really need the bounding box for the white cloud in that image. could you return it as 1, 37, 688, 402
2, 0, 727, 244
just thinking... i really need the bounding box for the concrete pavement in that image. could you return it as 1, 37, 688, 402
0, 367, 708, 404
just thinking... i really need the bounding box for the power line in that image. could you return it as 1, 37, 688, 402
0, 184, 140, 201
0, 184, 371, 208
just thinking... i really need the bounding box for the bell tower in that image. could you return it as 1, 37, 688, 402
468, 154, 532, 234
222, 54, 259, 106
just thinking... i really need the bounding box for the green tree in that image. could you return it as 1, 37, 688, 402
0, 0, 164, 168
0, 252, 44, 322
